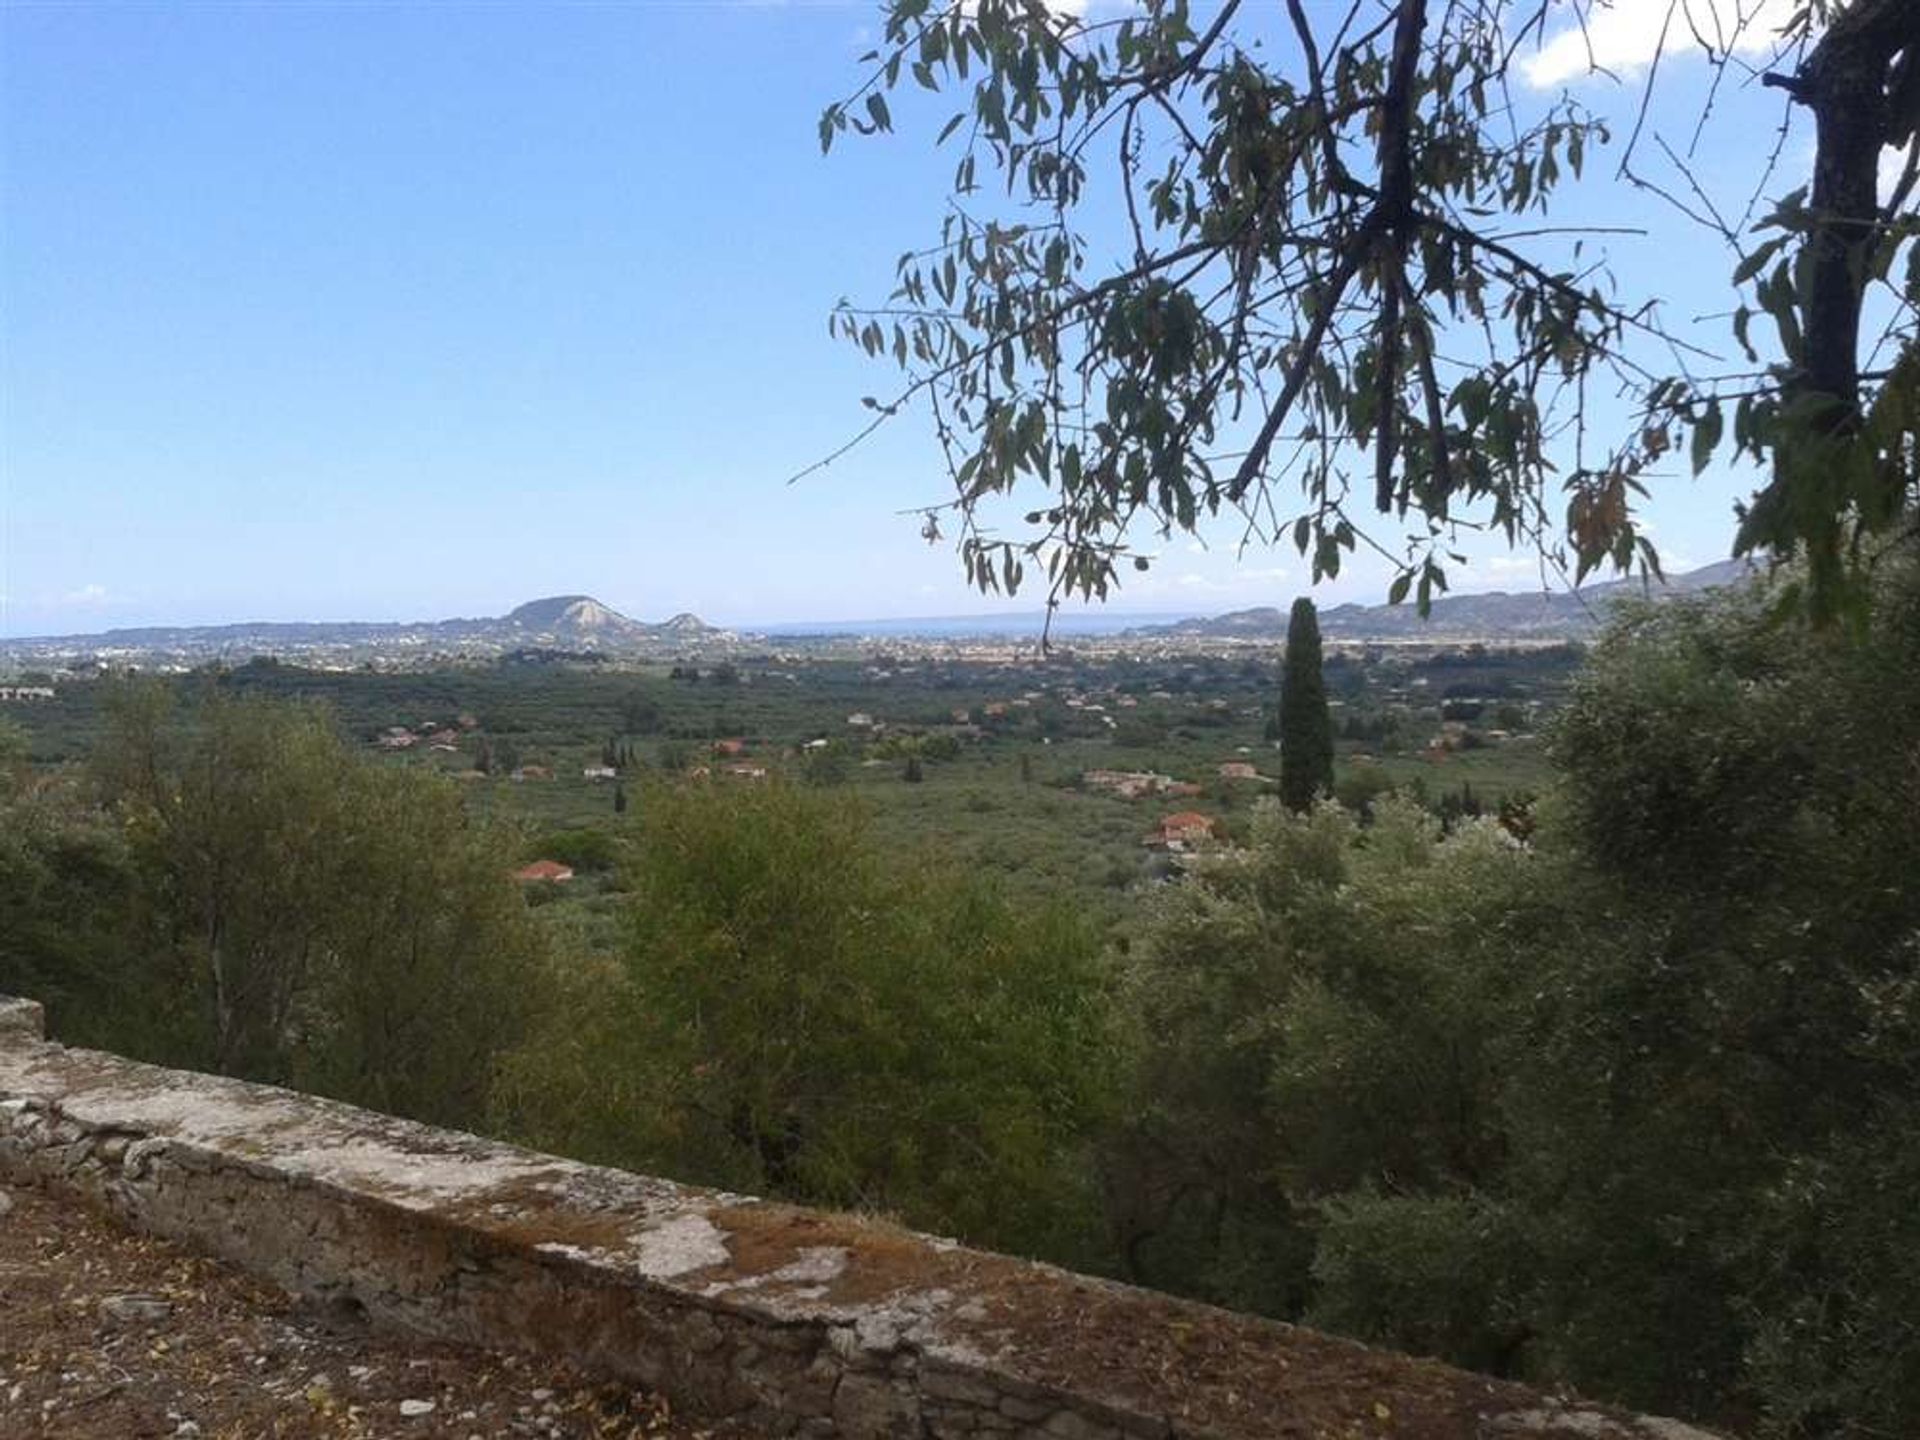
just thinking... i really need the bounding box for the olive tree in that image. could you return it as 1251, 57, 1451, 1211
92, 684, 542, 1126
815, 0, 1918, 622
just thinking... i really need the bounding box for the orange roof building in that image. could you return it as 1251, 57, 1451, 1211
1147, 811, 1219, 850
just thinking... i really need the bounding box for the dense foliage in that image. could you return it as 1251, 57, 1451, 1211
1110, 557, 1920, 1435
3, 685, 542, 1129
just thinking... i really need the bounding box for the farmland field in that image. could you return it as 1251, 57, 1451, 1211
5, 639, 1578, 931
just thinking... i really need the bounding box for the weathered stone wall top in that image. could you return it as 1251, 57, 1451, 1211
0, 997, 1722, 1440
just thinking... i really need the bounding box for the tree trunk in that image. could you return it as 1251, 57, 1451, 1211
1772, 0, 1920, 416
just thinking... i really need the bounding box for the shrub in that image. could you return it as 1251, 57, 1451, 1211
83, 684, 544, 1129
499, 782, 1119, 1265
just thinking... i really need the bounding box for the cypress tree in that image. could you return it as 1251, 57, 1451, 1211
1279, 597, 1334, 811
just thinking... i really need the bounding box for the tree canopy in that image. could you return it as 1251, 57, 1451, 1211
81, 684, 542, 1127
1278, 596, 1333, 809
818, 0, 1918, 621
497, 781, 1117, 1264
1110, 551, 1920, 1431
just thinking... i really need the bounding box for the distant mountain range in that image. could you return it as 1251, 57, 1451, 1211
5, 595, 728, 661
3, 562, 1762, 668
1131, 559, 1755, 643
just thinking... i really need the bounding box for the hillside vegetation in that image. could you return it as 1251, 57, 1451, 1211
2, 558, 1917, 1438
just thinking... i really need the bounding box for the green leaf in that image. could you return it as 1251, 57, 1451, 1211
1731, 236, 1786, 286
1691, 401, 1724, 477
1732, 306, 1756, 364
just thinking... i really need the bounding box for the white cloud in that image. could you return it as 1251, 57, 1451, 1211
1522, 0, 1801, 90
63, 583, 110, 607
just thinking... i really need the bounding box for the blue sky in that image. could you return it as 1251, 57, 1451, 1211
0, 0, 1835, 634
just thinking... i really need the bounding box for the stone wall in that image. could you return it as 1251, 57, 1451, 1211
0, 995, 1717, 1439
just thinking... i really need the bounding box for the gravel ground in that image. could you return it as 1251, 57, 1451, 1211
0, 1182, 756, 1439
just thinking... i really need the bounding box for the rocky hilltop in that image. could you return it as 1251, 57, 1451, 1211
500, 595, 724, 646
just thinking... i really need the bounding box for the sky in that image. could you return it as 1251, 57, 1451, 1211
0, 0, 1856, 635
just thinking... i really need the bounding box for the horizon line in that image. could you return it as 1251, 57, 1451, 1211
0, 559, 1737, 644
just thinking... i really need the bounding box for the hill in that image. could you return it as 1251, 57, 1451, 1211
3, 596, 733, 666
504, 595, 657, 644
1135, 559, 1754, 643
